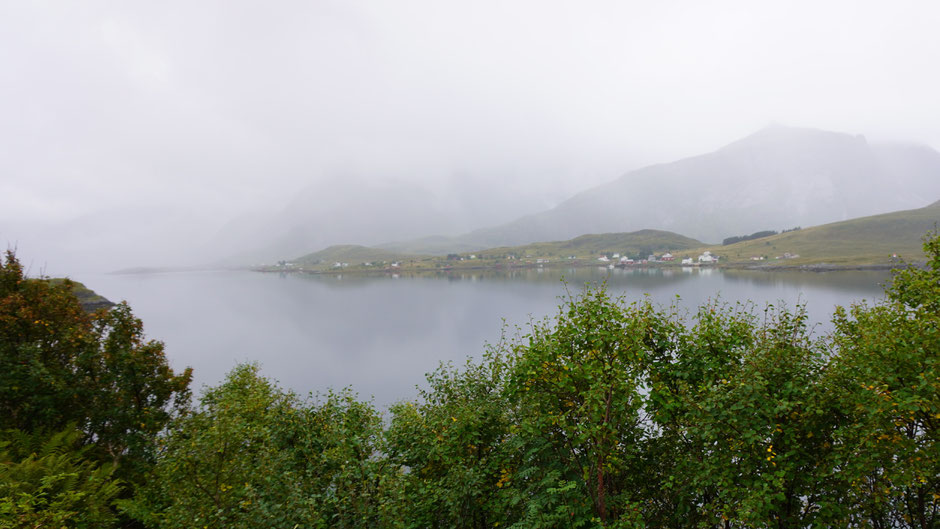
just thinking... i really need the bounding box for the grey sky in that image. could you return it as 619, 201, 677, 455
2, 0, 939, 273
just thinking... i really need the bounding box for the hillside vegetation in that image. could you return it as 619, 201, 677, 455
692, 200, 940, 266
280, 230, 702, 273
281, 202, 940, 273
294, 244, 420, 267
476, 229, 702, 259
48, 278, 115, 311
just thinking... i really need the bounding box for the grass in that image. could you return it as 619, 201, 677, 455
48, 278, 115, 310
475, 229, 703, 260
682, 201, 940, 267
295, 245, 417, 266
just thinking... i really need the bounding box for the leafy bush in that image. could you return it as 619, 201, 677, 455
126, 364, 399, 529
0, 428, 122, 529
387, 349, 514, 528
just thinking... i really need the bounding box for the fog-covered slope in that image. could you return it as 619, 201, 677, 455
207, 173, 565, 265
452, 126, 940, 247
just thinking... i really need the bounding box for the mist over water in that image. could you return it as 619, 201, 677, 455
3, 1, 940, 273
85, 268, 888, 407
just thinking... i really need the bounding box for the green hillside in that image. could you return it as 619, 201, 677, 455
689, 201, 940, 266
477, 229, 703, 259
48, 278, 115, 311
280, 230, 703, 273
376, 236, 486, 256
293, 245, 424, 269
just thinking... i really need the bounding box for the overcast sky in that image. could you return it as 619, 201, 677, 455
2, 0, 940, 274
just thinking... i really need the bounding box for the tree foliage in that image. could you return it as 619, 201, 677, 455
722, 230, 779, 246
506, 289, 652, 527
5, 227, 940, 527
825, 231, 940, 528
126, 364, 399, 529
0, 251, 192, 480
386, 349, 514, 528
0, 428, 122, 529
0, 251, 191, 527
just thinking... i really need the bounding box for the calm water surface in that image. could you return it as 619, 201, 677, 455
84, 267, 890, 408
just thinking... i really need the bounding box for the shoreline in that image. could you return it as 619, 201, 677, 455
720, 262, 910, 272
252, 259, 911, 276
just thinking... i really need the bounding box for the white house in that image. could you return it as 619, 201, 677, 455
681, 257, 694, 265
698, 251, 717, 264
612, 253, 621, 259
597, 256, 610, 262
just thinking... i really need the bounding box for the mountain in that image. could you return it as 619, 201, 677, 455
387, 126, 940, 252
282, 199, 939, 272
207, 172, 567, 265
206, 178, 461, 265
696, 199, 940, 266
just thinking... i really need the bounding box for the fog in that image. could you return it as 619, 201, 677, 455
2, 0, 939, 275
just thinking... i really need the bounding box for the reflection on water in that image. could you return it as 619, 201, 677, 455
84, 267, 889, 408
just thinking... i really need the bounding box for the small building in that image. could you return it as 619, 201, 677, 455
681, 257, 694, 265
661, 253, 675, 261
612, 253, 621, 259
598, 256, 610, 262
698, 251, 717, 264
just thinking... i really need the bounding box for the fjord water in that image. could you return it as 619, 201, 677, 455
86, 267, 889, 407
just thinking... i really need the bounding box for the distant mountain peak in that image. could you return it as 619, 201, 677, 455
433, 125, 940, 250
721, 124, 868, 153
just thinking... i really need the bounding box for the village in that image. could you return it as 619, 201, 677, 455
259, 249, 742, 275
254, 233, 823, 276
595, 250, 714, 267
